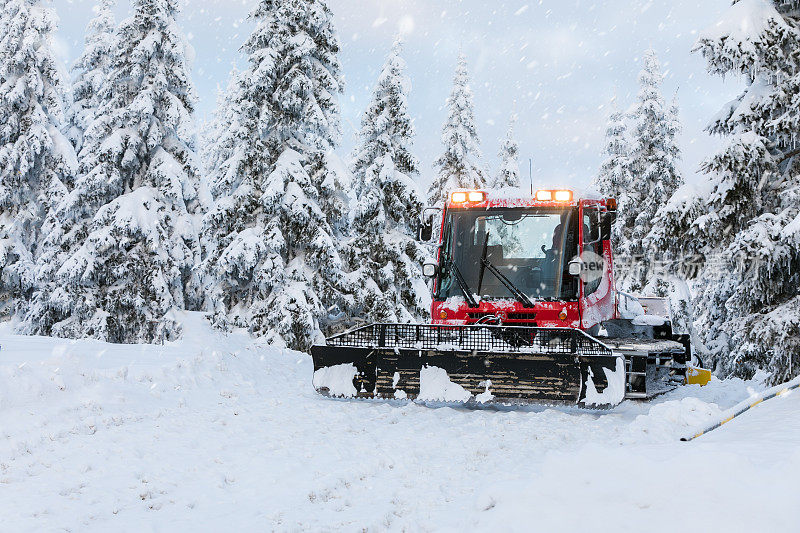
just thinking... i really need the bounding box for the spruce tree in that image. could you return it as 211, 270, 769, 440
344, 38, 429, 324
593, 99, 633, 251
24, 0, 201, 343
0, 0, 76, 319
643, 184, 707, 338
493, 114, 521, 189
644, 94, 704, 269
620, 49, 684, 293
429, 53, 488, 204
67, 0, 116, 153
201, 0, 353, 351
640, 99, 702, 339
200, 67, 241, 191
684, 0, 800, 382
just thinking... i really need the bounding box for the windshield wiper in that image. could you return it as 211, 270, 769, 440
449, 261, 479, 309
477, 231, 491, 296
477, 231, 535, 308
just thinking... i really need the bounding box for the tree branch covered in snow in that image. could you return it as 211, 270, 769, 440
67, 0, 116, 154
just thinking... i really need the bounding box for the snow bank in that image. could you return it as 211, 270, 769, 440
623, 397, 724, 443
473, 437, 800, 533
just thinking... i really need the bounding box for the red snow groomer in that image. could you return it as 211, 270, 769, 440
311, 189, 711, 408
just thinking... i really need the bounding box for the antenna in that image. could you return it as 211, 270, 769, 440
529, 158, 533, 195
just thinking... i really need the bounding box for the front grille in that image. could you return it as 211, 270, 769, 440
323, 323, 612, 356
465, 312, 537, 322
507, 312, 538, 321
466, 312, 497, 320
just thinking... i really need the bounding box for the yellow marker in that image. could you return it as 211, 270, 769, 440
686, 366, 712, 387
750, 398, 763, 408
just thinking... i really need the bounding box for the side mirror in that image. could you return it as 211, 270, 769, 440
422, 262, 438, 278
568, 258, 583, 277
600, 211, 615, 241
420, 220, 433, 242
419, 207, 442, 243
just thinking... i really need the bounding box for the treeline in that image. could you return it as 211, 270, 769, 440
595, 1, 800, 384
0, 0, 519, 351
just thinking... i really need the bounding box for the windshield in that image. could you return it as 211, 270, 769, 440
436, 207, 579, 302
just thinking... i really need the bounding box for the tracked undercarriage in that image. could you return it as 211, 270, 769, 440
311, 323, 689, 408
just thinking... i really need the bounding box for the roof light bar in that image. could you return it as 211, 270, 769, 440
451, 190, 486, 204
554, 190, 573, 202
535, 189, 573, 203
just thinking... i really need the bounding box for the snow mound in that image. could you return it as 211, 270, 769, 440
312, 363, 358, 397
417, 365, 471, 402
631, 314, 668, 326
622, 397, 723, 443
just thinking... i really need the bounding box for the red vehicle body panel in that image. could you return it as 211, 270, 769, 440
431, 191, 617, 331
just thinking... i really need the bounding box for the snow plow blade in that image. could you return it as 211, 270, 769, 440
311, 324, 625, 408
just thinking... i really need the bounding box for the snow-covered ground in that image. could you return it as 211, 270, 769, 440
2, 313, 798, 532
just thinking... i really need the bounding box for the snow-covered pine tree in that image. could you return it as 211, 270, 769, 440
23, 0, 201, 343
492, 114, 521, 189
200, 67, 241, 189
642, 182, 708, 339
343, 38, 429, 324
593, 99, 633, 251
685, 0, 800, 382
639, 96, 704, 339
429, 53, 488, 204
67, 0, 116, 153
644, 93, 704, 272
201, 0, 354, 351
0, 0, 76, 319
620, 49, 684, 293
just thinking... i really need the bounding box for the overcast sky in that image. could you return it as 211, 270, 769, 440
53, 0, 741, 191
